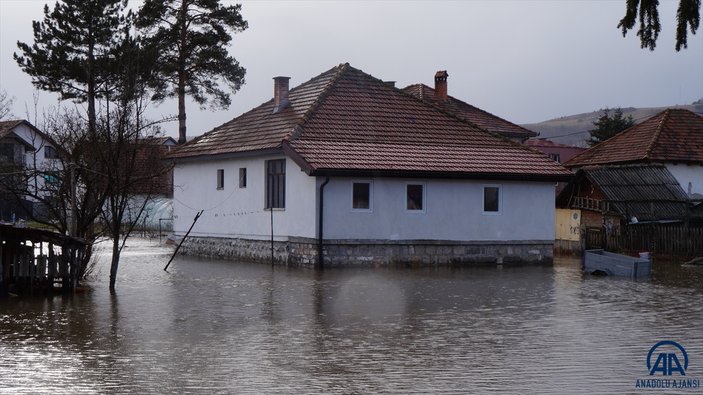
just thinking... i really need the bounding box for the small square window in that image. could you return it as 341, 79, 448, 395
406, 183, 424, 211
483, 185, 501, 213
239, 168, 247, 188
548, 153, 561, 163
216, 169, 224, 190
352, 181, 372, 210
44, 145, 58, 159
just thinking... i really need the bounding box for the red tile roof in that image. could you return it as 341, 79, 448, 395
171, 64, 571, 181
526, 138, 584, 149
564, 109, 703, 167
402, 84, 538, 140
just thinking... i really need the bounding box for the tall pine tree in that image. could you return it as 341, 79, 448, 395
136, 0, 248, 144
587, 108, 635, 146
14, 0, 131, 138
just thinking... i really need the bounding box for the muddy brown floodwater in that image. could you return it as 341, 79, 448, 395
1, 238, 702, 393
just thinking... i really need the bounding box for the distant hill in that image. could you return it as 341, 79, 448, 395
521, 103, 703, 147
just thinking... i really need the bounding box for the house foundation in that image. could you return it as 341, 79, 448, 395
178, 236, 554, 267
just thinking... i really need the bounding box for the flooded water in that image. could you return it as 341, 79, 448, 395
1, 238, 702, 394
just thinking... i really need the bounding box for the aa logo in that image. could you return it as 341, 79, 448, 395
648, 341, 688, 376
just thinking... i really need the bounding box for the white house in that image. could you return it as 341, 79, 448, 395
565, 109, 703, 200
0, 120, 60, 221
169, 64, 572, 266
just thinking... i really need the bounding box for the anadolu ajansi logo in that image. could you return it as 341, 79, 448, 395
635, 340, 700, 390
647, 340, 688, 376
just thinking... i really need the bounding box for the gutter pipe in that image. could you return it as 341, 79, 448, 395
317, 177, 330, 270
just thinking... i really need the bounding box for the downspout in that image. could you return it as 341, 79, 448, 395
317, 177, 330, 270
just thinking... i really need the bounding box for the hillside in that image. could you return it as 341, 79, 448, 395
521, 103, 703, 147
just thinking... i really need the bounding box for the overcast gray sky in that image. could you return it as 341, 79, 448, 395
1, 0, 701, 139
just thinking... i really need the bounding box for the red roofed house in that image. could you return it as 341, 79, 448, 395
564, 109, 703, 200
403, 71, 538, 143
526, 138, 586, 164
169, 64, 572, 266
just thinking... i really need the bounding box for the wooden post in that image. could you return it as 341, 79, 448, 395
48, 243, 56, 295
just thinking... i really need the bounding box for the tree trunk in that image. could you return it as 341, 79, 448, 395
109, 232, 120, 292
177, 0, 188, 145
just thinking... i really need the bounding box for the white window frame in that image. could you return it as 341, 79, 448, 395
350, 180, 373, 212
482, 184, 502, 215
405, 182, 426, 213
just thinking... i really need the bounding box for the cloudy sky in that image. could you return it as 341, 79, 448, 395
1, 0, 701, 139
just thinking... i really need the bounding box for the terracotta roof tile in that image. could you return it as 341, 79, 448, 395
170, 64, 571, 180
402, 84, 538, 140
564, 109, 703, 167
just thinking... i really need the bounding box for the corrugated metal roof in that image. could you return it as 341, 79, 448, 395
580, 164, 689, 221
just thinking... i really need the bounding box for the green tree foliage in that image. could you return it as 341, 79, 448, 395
587, 108, 635, 146
14, 0, 132, 135
618, 0, 701, 51
136, 0, 248, 144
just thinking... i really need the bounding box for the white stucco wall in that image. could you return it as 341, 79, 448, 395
665, 163, 703, 196
173, 155, 317, 240
12, 123, 60, 199
321, 178, 556, 242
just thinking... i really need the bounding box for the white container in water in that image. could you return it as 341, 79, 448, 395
639, 252, 650, 259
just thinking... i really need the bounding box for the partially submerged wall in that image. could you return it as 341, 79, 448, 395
178, 236, 554, 267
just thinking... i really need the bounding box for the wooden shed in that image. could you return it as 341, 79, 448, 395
0, 224, 86, 296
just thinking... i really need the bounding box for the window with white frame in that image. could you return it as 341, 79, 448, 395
216, 169, 224, 190
483, 185, 501, 213
406, 183, 425, 212
351, 181, 372, 211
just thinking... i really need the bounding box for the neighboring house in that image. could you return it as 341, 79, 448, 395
564, 109, 703, 199
126, 136, 177, 231
402, 71, 538, 143
526, 138, 586, 164
169, 63, 572, 267
557, 164, 690, 228
0, 120, 60, 221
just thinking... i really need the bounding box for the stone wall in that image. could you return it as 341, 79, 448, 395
178, 236, 554, 267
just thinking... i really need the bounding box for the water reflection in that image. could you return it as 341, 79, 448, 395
1, 239, 702, 393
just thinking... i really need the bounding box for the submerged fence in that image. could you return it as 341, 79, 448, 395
585, 224, 703, 258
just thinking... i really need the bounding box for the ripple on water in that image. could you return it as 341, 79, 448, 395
1, 239, 702, 393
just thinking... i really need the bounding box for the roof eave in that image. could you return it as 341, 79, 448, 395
307, 168, 573, 182
168, 147, 284, 163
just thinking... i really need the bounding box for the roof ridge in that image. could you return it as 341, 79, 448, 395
644, 109, 671, 159
284, 63, 350, 142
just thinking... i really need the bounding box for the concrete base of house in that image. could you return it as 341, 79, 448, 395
176, 236, 554, 267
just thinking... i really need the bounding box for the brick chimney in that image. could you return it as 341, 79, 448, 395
273, 76, 290, 113
434, 70, 448, 100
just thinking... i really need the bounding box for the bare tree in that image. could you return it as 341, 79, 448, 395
0, 88, 14, 120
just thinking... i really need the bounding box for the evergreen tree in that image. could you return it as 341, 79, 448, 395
587, 108, 635, 146
14, 0, 131, 137
619, 0, 701, 51
136, 0, 248, 144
